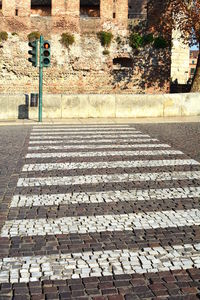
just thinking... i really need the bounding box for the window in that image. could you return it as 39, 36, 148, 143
191, 68, 195, 75
15, 9, 18, 16
113, 57, 133, 68
113, 12, 116, 18
31, 0, 51, 16
80, 0, 100, 18
128, 0, 147, 19
0, 1, 2, 15
192, 60, 195, 64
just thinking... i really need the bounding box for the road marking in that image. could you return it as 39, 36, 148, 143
29, 134, 150, 140
26, 150, 183, 159
33, 125, 132, 129
1, 209, 200, 237
1, 243, 200, 283
10, 186, 200, 207
28, 138, 159, 144
28, 143, 171, 151
17, 171, 200, 187
31, 129, 140, 134
22, 159, 199, 172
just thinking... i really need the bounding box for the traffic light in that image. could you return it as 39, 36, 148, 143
28, 40, 38, 67
41, 40, 51, 67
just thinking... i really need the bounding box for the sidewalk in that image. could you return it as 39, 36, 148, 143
0, 116, 200, 125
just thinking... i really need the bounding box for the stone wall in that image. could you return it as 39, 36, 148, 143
0, 0, 170, 95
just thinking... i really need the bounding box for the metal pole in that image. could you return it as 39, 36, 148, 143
39, 35, 43, 122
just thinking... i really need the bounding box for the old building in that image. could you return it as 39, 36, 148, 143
189, 50, 198, 79
0, 0, 170, 94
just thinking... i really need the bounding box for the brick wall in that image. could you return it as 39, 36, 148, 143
0, 0, 171, 94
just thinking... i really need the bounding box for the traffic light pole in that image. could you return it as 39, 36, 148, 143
39, 35, 44, 123
28, 35, 50, 122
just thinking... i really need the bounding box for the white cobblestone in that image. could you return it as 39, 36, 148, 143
1, 209, 200, 237
12, 184, 195, 207
17, 171, 200, 187
29, 138, 159, 144
26, 150, 183, 159
22, 159, 199, 172
29, 134, 150, 140
28, 143, 170, 151
31, 130, 141, 135
0, 243, 199, 283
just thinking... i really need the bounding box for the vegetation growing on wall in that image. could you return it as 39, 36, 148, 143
0, 31, 8, 42
153, 36, 168, 49
103, 49, 110, 55
97, 31, 113, 48
97, 31, 113, 55
27, 31, 40, 41
129, 32, 168, 50
60, 33, 75, 48
129, 33, 143, 49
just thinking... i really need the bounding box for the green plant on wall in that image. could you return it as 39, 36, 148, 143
60, 33, 75, 48
153, 36, 168, 49
103, 49, 110, 55
142, 33, 154, 45
27, 31, 40, 41
129, 31, 168, 50
129, 33, 143, 49
0, 31, 8, 42
97, 31, 113, 48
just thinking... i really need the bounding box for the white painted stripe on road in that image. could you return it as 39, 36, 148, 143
1, 243, 200, 283
1, 209, 200, 237
29, 134, 150, 140
17, 171, 200, 187
28, 138, 159, 144
10, 186, 200, 208
22, 159, 199, 172
28, 143, 171, 151
26, 150, 183, 159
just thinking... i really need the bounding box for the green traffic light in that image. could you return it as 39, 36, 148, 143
28, 40, 38, 67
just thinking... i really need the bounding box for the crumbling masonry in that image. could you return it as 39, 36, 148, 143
0, 0, 170, 94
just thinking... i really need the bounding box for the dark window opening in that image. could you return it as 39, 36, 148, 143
113, 57, 133, 68
128, 0, 147, 19
31, 0, 51, 16
0, 1, 2, 15
191, 68, 195, 75
15, 9, 18, 16
80, 0, 100, 18
113, 12, 116, 18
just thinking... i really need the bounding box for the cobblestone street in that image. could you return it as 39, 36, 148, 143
0, 122, 200, 300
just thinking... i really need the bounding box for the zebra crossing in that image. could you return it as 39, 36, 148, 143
1, 124, 200, 293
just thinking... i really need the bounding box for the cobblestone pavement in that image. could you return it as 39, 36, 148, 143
0, 122, 200, 300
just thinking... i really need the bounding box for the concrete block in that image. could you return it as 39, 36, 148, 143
88, 95, 116, 118
163, 94, 182, 116
0, 94, 27, 120
43, 94, 62, 119
62, 94, 89, 118
181, 93, 200, 116
116, 94, 163, 118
